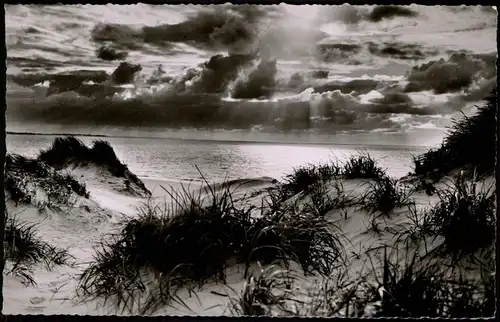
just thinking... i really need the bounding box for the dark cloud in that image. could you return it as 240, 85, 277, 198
91, 6, 274, 54
231, 59, 278, 99
316, 5, 419, 25
6, 85, 409, 134
91, 23, 143, 50
9, 62, 144, 96
110, 62, 142, 85
96, 45, 128, 61
368, 5, 418, 22
90, 6, 329, 59
311, 70, 329, 79
404, 52, 497, 94
368, 91, 435, 115
367, 42, 439, 61
10, 70, 110, 97
286, 73, 306, 91
188, 54, 257, 94
315, 43, 363, 63
460, 77, 497, 102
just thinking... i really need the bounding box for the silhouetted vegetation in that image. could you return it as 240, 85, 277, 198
228, 238, 494, 318
4, 211, 74, 286
363, 246, 495, 318
342, 153, 386, 180
428, 172, 495, 259
38, 136, 150, 196
413, 90, 496, 178
228, 263, 295, 316
77, 174, 345, 314
281, 162, 341, 197
360, 177, 413, 215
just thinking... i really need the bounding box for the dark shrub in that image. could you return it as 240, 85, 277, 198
361, 246, 495, 318
360, 177, 413, 215
428, 173, 496, 258
90, 140, 127, 177
37, 136, 150, 196
311, 70, 329, 79
342, 153, 386, 180
4, 175, 31, 205
413, 90, 496, 178
281, 162, 341, 197
62, 174, 90, 198
38, 137, 90, 168
96, 45, 128, 61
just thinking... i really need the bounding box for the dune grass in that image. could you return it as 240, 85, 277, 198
359, 176, 414, 216
37, 136, 149, 194
359, 244, 495, 318
342, 153, 386, 180
427, 172, 496, 260
230, 237, 495, 318
278, 153, 385, 204
37, 137, 123, 172
4, 154, 90, 208
228, 263, 296, 316
394, 170, 496, 265
303, 180, 354, 218
3, 211, 74, 286
412, 89, 496, 178
76, 173, 346, 315
70, 104, 495, 316
281, 162, 341, 197
393, 203, 435, 253
224, 148, 495, 317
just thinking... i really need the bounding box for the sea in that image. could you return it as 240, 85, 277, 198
6, 133, 432, 181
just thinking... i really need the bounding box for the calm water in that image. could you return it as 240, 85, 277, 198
6, 134, 429, 181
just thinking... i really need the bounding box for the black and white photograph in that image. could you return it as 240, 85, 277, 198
2, 3, 498, 317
